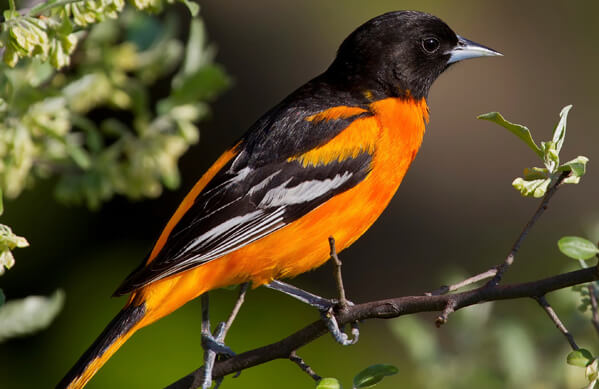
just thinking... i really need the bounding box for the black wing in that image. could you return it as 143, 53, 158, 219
114, 79, 374, 295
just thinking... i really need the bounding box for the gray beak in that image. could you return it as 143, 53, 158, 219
447, 35, 502, 64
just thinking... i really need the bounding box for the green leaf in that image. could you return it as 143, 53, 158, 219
552, 105, 572, 155
66, 142, 92, 170
0, 290, 65, 342
559, 156, 589, 184
0, 224, 29, 275
0, 289, 5, 307
523, 167, 549, 180
158, 64, 229, 114
180, 0, 199, 16
512, 177, 550, 198
0, 188, 3, 216
558, 237, 599, 261
317, 377, 341, 389
353, 364, 399, 388
478, 112, 543, 158
541, 140, 559, 173
567, 349, 594, 367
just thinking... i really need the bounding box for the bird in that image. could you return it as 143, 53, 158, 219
57, 10, 501, 389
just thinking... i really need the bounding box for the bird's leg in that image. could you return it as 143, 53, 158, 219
264, 237, 359, 347
328, 236, 359, 344
200, 283, 249, 389
264, 280, 358, 346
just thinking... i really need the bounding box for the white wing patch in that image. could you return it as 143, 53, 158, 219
184, 210, 263, 252
259, 171, 353, 207
153, 169, 355, 281
158, 208, 286, 280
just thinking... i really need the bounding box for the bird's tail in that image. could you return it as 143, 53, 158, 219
56, 302, 147, 389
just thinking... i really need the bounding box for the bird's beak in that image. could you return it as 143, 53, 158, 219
447, 35, 502, 64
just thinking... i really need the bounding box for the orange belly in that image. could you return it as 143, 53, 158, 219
134, 97, 428, 325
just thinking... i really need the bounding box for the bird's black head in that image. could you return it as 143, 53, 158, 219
326, 11, 501, 100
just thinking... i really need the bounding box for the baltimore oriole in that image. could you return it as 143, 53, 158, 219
57, 10, 501, 389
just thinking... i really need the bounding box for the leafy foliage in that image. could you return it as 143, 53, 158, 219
0, 289, 64, 342
389, 293, 590, 388
479, 105, 588, 197
0, 0, 199, 68
0, 1, 228, 341
314, 364, 398, 389
1, 10, 228, 209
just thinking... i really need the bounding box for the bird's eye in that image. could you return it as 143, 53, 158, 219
422, 37, 440, 53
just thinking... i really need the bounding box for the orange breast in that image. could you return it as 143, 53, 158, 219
134, 97, 428, 325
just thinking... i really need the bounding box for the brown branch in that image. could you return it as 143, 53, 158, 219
535, 295, 579, 350
427, 269, 498, 296
166, 266, 599, 389
329, 236, 348, 308
486, 171, 570, 287
289, 351, 321, 382
424, 172, 570, 300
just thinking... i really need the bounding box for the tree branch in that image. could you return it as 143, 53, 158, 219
166, 266, 599, 388
487, 171, 570, 287
535, 295, 579, 350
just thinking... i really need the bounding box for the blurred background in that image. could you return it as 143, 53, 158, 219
1, 0, 599, 388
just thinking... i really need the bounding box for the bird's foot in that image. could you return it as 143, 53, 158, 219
201, 322, 236, 389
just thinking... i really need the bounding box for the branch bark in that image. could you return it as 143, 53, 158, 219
166, 266, 599, 389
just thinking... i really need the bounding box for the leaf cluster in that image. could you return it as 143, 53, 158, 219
479, 106, 588, 198
1, 8, 229, 209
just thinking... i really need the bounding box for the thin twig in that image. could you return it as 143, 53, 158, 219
486, 171, 570, 287
427, 269, 498, 296
223, 283, 249, 336
435, 298, 457, 327
329, 236, 348, 308
535, 295, 579, 351
289, 351, 321, 382
167, 266, 599, 388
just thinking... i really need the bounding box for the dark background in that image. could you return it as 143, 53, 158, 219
1, 0, 598, 388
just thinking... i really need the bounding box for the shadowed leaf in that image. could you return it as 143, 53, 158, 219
0, 290, 64, 342
558, 237, 599, 261
353, 364, 398, 388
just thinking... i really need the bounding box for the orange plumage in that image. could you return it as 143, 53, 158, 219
57, 10, 500, 389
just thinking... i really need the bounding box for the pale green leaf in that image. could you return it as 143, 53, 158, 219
317, 377, 341, 389
512, 177, 550, 198
478, 112, 543, 158
353, 364, 398, 388
523, 167, 548, 180
0, 188, 3, 216
0, 250, 16, 276
552, 105, 572, 155
558, 236, 599, 261
567, 349, 594, 367
541, 140, 559, 173
559, 156, 589, 178
0, 290, 64, 342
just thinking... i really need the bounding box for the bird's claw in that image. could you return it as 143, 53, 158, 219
320, 305, 359, 346
201, 322, 236, 389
